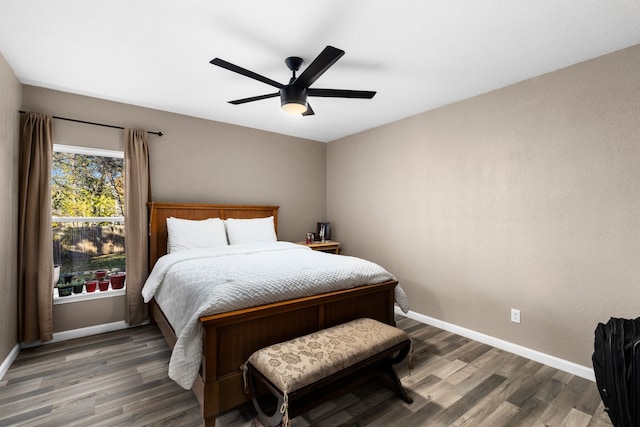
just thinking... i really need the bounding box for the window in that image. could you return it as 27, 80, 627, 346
52, 145, 125, 286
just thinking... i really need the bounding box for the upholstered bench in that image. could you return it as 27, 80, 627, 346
242, 318, 413, 427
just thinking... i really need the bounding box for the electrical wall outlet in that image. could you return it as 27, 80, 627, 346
511, 308, 521, 324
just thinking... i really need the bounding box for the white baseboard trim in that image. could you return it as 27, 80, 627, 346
21, 321, 130, 349
20, 320, 149, 350
0, 344, 20, 382
50, 320, 129, 343
396, 307, 595, 382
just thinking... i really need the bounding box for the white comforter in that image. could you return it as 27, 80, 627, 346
142, 241, 408, 389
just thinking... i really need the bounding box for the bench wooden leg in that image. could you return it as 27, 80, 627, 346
252, 395, 284, 427
382, 361, 413, 404
249, 366, 285, 427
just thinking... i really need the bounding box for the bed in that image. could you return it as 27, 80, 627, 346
145, 202, 403, 427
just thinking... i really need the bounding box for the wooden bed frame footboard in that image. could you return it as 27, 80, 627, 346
150, 280, 398, 426
147, 202, 399, 426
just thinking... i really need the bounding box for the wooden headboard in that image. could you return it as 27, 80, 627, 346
147, 202, 279, 271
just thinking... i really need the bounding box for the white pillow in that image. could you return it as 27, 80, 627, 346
166, 217, 228, 253
225, 216, 277, 245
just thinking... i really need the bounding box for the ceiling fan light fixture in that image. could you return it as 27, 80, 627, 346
282, 101, 307, 114
212, 46, 375, 117
280, 86, 308, 114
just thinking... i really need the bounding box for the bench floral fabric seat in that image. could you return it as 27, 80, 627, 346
243, 318, 413, 427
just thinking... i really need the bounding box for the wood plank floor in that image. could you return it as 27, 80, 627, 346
0, 316, 612, 427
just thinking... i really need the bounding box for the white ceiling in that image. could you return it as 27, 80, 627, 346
1, 1, 640, 142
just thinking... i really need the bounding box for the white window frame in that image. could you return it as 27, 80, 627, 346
52, 144, 126, 302
54, 144, 124, 158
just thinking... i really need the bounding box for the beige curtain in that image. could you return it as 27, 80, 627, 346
18, 112, 54, 343
125, 129, 150, 325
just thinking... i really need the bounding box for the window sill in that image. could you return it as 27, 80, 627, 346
53, 287, 126, 305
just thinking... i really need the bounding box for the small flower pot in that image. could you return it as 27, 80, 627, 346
86, 280, 97, 293
109, 272, 126, 289
58, 286, 72, 297
72, 283, 84, 294
94, 270, 108, 281
98, 280, 110, 292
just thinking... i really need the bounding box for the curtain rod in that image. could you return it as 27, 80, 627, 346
19, 111, 163, 137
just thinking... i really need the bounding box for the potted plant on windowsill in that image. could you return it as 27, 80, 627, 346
57, 282, 73, 297
109, 268, 126, 290
94, 269, 108, 281
85, 280, 98, 293
98, 279, 110, 292
71, 276, 85, 294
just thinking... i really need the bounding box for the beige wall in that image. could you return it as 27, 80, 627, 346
327, 44, 640, 368
0, 53, 21, 362
22, 86, 327, 332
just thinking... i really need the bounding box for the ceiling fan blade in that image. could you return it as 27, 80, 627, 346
210, 58, 284, 89
308, 88, 376, 99
293, 46, 344, 89
302, 103, 315, 116
228, 93, 280, 105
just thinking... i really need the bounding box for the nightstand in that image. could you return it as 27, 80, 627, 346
296, 240, 341, 254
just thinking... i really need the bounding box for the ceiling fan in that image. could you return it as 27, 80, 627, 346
210, 46, 376, 116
